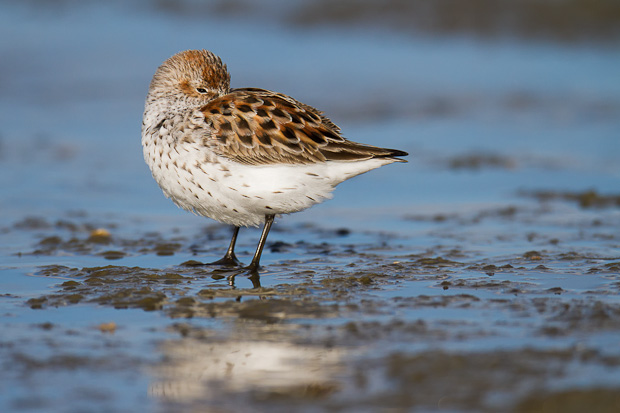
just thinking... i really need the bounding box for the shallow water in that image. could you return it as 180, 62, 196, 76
1, 1, 620, 412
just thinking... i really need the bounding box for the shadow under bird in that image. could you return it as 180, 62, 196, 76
142, 50, 408, 272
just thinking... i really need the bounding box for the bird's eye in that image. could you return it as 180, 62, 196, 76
196, 88, 208, 94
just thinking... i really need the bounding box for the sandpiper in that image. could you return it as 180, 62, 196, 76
142, 50, 407, 271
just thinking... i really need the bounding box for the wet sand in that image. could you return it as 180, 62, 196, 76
3, 190, 620, 411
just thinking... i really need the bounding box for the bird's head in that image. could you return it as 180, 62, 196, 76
147, 49, 231, 104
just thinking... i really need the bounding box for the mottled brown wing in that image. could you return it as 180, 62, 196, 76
199, 88, 407, 165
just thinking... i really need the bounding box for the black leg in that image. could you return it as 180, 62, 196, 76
208, 226, 241, 266
246, 214, 275, 272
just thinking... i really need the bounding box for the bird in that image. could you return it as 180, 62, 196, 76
141, 50, 408, 272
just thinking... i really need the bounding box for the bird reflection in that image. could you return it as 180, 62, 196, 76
149, 338, 344, 406
208, 267, 262, 289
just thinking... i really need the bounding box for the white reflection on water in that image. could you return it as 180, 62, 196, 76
149, 339, 344, 404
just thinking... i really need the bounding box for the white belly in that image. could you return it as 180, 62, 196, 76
142, 136, 395, 227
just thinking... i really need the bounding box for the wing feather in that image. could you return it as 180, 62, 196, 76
198, 88, 407, 165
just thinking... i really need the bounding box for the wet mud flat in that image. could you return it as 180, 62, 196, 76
2, 192, 619, 412
1, 1, 619, 411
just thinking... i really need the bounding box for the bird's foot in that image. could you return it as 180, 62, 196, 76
206, 254, 242, 267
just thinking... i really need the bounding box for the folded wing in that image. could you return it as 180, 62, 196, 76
199, 88, 408, 166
